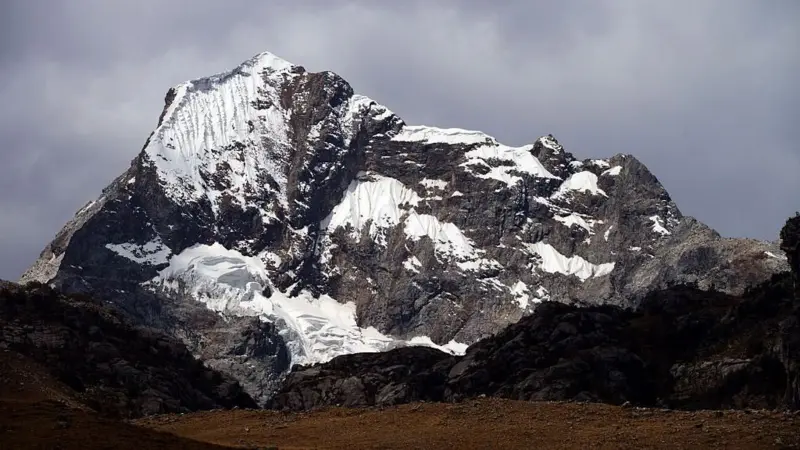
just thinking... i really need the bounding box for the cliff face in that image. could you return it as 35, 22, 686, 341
21, 51, 786, 403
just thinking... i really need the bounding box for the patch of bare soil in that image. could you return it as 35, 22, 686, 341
0, 400, 229, 450
137, 398, 800, 450
0, 351, 84, 406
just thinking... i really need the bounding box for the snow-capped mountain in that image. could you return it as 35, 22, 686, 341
21, 51, 787, 404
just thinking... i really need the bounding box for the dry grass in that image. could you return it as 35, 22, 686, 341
3, 350, 798, 450
137, 398, 800, 450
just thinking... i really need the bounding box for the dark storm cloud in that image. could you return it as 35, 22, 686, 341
1, 0, 798, 280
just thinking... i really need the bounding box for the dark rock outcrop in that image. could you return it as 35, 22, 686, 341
271, 273, 800, 411
781, 213, 800, 277
272, 346, 454, 410
0, 282, 257, 418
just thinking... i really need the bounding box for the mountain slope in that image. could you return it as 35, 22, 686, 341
21, 51, 786, 403
271, 271, 800, 411
0, 281, 257, 418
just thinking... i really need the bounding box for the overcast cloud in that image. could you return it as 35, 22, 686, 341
0, 0, 798, 280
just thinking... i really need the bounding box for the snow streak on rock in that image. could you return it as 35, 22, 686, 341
554, 214, 601, 234
649, 215, 672, 236
391, 125, 495, 146
322, 172, 499, 266
526, 242, 615, 281
461, 143, 557, 186
143, 52, 295, 214
552, 172, 607, 199
106, 238, 172, 265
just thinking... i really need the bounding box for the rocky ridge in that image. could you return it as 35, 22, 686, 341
20, 51, 787, 403
272, 268, 800, 411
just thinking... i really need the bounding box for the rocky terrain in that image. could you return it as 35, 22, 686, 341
4, 281, 797, 450
19, 51, 787, 403
138, 399, 800, 450
270, 216, 800, 412
271, 276, 800, 412
271, 280, 800, 412
0, 281, 257, 418
3, 218, 797, 450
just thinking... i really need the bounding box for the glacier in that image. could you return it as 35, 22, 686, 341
148, 242, 469, 367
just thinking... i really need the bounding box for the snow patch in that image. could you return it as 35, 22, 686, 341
602, 166, 622, 176
456, 258, 503, 273
765, 251, 786, 260
322, 173, 420, 245
406, 336, 469, 356
403, 256, 422, 273
403, 214, 476, 260
510, 280, 547, 309
525, 242, 615, 281
323, 173, 495, 267
649, 215, 671, 236
76, 200, 97, 216
419, 178, 448, 190
106, 238, 172, 265
392, 125, 494, 146
461, 143, 557, 187
552, 172, 607, 199
591, 159, 610, 169
535, 285, 550, 301
554, 213, 596, 233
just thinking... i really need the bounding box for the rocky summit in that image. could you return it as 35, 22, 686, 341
20, 51, 787, 404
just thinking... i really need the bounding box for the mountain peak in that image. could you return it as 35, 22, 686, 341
245, 51, 296, 71
21, 50, 787, 404
536, 134, 564, 153
140, 50, 402, 227
187, 51, 296, 91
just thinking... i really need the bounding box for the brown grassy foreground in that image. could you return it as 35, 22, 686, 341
3, 351, 799, 450
3, 398, 800, 450
135, 399, 800, 450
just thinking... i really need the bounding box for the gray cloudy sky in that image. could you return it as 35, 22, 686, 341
0, 0, 798, 280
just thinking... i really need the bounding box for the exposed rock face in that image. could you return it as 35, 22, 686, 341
271, 346, 454, 409
272, 274, 800, 411
20, 51, 787, 403
0, 282, 257, 418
